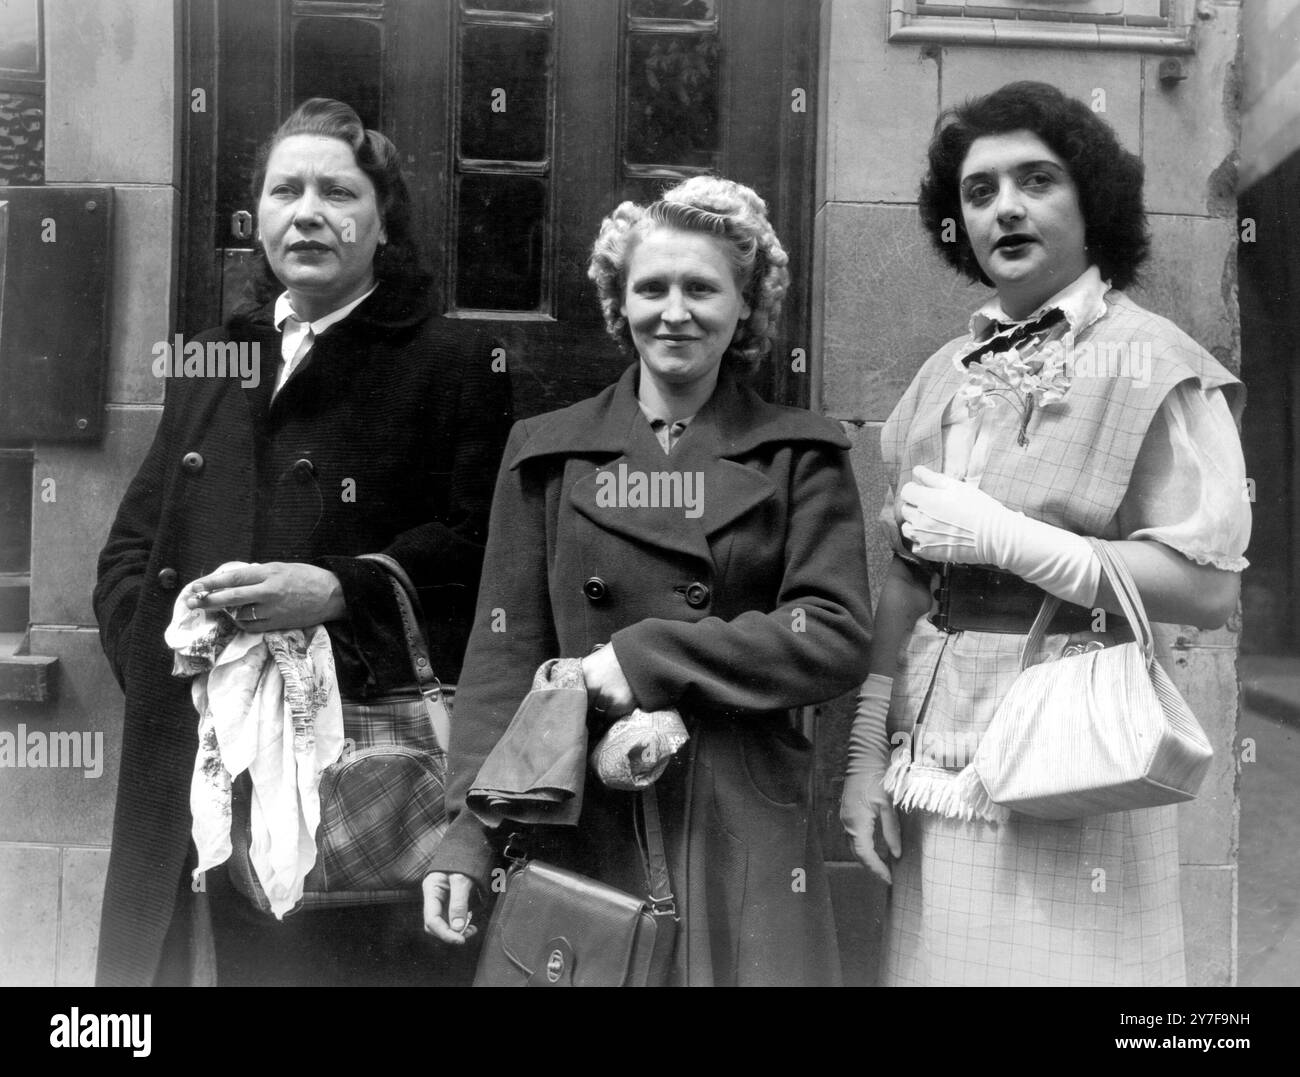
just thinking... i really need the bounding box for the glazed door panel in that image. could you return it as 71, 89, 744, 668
181, 0, 816, 416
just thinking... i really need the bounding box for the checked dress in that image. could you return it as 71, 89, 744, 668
877, 276, 1250, 986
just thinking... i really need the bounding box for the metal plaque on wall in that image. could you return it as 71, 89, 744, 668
0, 186, 113, 442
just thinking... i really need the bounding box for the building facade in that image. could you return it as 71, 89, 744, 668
0, 0, 1261, 985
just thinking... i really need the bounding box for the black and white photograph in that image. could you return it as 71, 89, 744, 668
0, 0, 1295, 1033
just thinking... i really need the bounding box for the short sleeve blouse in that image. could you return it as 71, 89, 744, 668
879, 376, 1252, 572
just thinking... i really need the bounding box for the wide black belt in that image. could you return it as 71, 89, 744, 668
924, 562, 1125, 637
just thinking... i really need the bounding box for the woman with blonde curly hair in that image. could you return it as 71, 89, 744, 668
423, 175, 873, 985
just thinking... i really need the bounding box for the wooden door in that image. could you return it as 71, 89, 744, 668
180, 0, 817, 416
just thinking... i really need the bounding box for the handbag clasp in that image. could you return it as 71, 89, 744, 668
648, 894, 678, 920
503, 831, 528, 866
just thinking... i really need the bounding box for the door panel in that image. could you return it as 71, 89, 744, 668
387, 0, 454, 317
183, 0, 816, 418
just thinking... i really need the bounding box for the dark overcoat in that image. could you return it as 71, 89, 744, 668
93, 280, 511, 985
432, 364, 873, 986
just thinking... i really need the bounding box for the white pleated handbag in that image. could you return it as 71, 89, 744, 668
965, 538, 1214, 820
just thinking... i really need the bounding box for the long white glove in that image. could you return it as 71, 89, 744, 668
841, 674, 900, 885
845, 673, 893, 778
899, 465, 1100, 608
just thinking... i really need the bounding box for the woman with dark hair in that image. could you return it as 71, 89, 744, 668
240, 98, 425, 310
93, 98, 511, 985
840, 81, 1250, 985
422, 176, 873, 986
917, 80, 1150, 292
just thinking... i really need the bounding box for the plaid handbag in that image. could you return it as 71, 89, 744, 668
227, 553, 451, 914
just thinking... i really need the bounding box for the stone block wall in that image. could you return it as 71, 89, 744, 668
0, 0, 177, 986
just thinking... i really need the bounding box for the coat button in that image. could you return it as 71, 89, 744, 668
583, 577, 608, 603
157, 567, 179, 591
180, 451, 204, 475
292, 458, 315, 482
684, 582, 710, 609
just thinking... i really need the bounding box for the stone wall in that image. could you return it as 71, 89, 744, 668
0, 0, 177, 986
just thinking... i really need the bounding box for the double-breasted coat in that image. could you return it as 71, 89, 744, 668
431, 363, 873, 986
93, 279, 511, 985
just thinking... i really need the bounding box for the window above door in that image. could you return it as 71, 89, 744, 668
887, 0, 1195, 52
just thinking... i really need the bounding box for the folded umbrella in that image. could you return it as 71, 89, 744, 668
468, 658, 590, 827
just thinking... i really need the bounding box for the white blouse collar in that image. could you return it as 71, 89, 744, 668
273, 283, 379, 334
967, 265, 1110, 342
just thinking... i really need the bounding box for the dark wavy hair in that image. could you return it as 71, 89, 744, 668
918, 81, 1149, 290
242, 98, 425, 307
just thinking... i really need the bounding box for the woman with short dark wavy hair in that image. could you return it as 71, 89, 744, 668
841, 81, 1250, 986
243, 97, 425, 308
94, 98, 510, 986
918, 80, 1150, 291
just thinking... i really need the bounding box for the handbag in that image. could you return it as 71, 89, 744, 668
473, 787, 678, 987
227, 552, 452, 913
967, 538, 1214, 820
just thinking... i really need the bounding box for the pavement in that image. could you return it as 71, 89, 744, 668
1237, 654, 1300, 986
1241, 654, 1300, 728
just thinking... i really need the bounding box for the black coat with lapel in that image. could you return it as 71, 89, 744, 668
433, 364, 873, 986
92, 279, 511, 985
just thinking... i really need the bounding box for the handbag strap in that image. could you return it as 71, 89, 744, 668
503, 787, 677, 918
1019, 538, 1154, 670
355, 551, 440, 694
635, 786, 676, 917
354, 552, 449, 751
1091, 538, 1155, 658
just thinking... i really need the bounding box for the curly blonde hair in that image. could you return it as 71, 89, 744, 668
587, 176, 790, 374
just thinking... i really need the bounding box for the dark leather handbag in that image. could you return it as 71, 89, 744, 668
228, 552, 452, 914
473, 788, 678, 987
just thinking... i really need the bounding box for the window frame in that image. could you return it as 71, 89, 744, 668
887, 0, 1196, 53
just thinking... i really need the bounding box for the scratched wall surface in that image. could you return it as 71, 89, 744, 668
813, 0, 1244, 986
